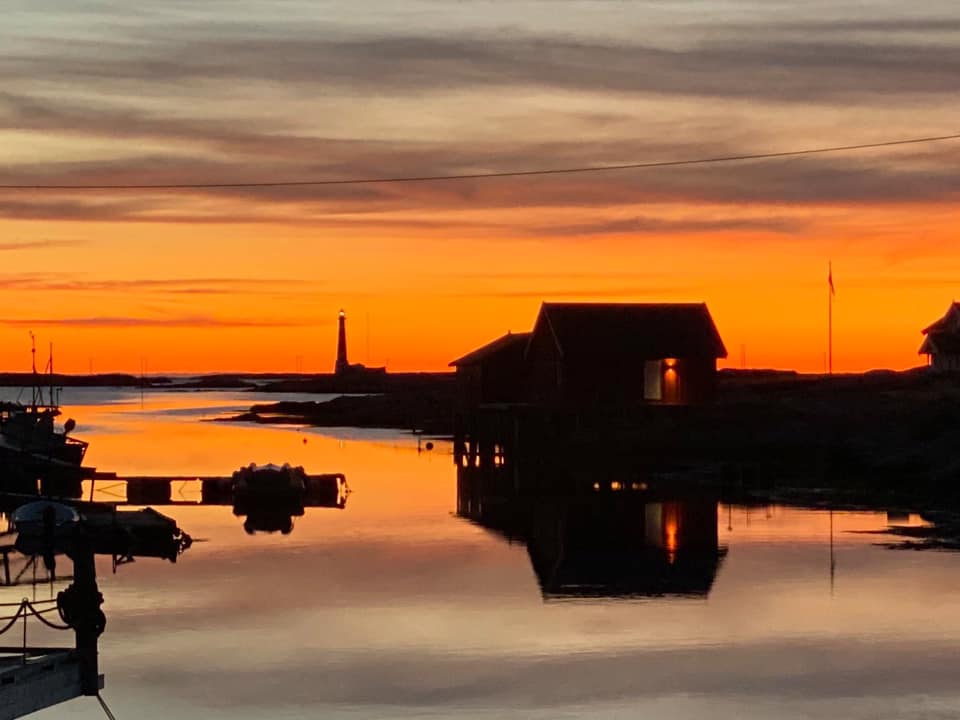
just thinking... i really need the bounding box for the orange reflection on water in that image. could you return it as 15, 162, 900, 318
663, 505, 680, 564
62, 389, 455, 530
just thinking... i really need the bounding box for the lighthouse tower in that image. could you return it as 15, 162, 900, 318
335, 309, 349, 374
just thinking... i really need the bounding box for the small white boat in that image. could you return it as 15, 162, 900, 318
233, 463, 307, 496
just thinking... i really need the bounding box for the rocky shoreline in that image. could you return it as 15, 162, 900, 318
215, 368, 960, 499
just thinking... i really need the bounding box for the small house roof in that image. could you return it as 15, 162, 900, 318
534, 302, 727, 360
919, 331, 960, 356
449, 332, 532, 367
922, 302, 960, 335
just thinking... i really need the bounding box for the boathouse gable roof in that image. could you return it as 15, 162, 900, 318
919, 303, 960, 355
922, 302, 960, 336
531, 302, 728, 361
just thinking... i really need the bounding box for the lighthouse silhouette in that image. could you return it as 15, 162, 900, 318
335, 309, 349, 374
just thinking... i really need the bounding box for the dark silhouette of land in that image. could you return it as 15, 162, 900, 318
219, 374, 457, 432
0, 370, 454, 391
0, 372, 173, 387
222, 367, 960, 504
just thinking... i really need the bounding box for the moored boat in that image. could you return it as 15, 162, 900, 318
0, 342, 96, 494
231, 463, 308, 507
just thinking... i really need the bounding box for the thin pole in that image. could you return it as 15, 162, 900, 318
828, 262, 833, 375
829, 509, 836, 593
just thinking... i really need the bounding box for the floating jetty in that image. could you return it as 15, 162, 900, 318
94, 469, 349, 510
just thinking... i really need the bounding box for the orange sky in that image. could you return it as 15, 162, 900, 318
2, 3, 958, 373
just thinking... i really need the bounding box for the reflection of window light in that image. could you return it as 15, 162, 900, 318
665, 519, 678, 563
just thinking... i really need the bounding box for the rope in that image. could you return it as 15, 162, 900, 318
0, 603, 24, 635
25, 601, 71, 630
0, 597, 57, 608
97, 693, 119, 720
0, 599, 72, 634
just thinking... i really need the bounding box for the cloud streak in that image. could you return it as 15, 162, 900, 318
0, 274, 313, 294
0, 239, 81, 251
0, 315, 312, 328
6, 25, 960, 103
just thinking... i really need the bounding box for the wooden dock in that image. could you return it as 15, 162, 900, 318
0, 648, 103, 720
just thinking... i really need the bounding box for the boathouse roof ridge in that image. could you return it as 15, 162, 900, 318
536, 302, 728, 360
449, 331, 532, 367
921, 301, 960, 335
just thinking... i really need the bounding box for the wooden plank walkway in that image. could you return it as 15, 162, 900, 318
0, 648, 102, 720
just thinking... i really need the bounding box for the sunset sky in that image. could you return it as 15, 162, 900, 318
1, 0, 958, 373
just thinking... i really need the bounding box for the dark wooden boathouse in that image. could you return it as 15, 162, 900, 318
450, 302, 729, 489
449, 331, 531, 408
450, 302, 727, 411
525, 302, 727, 407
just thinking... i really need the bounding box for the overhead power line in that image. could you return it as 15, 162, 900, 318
1, 132, 958, 191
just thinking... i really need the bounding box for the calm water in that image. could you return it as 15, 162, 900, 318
5, 388, 960, 719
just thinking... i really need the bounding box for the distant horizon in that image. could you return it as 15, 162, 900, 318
0, 362, 933, 377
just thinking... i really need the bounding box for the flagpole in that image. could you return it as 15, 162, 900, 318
828, 261, 833, 375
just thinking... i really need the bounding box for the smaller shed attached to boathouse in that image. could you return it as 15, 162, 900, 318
920, 302, 960, 372
449, 331, 531, 408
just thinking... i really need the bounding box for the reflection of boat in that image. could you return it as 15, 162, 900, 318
86, 507, 192, 562
242, 509, 297, 535
12, 500, 80, 537
227, 465, 349, 535
230, 463, 306, 534
12, 504, 192, 563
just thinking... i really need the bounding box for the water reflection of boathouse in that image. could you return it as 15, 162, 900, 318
457, 461, 727, 599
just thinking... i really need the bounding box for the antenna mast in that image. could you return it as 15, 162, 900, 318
48, 341, 56, 407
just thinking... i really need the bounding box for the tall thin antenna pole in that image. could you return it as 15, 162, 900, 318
829, 508, 836, 594
828, 261, 834, 375
29, 332, 38, 407
48, 342, 54, 407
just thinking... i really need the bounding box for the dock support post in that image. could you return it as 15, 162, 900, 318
68, 535, 103, 697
